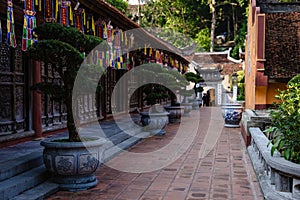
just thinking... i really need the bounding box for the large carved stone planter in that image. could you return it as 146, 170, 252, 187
189, 99, 201, 110
180, 103, 193, 116
40, 136, 106, 191
221, 104, 243, 128
140, 111, 169, 135
164, 106, 185, 123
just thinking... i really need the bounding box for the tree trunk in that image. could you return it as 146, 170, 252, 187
66, 89, 81, 142
210, 0, 216, 52
138, 0, 141, 25
232, 5, 237, 39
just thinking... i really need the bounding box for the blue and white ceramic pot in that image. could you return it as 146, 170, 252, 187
221, 104, 243, 128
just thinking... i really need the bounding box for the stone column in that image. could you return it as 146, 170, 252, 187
33, 61, 43, 139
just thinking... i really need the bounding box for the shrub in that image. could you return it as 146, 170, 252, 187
265, 74, 300, 163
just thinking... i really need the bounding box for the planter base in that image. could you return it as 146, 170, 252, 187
140, 111, 169, 135
41, 136, 105, 192
54, 174, 98, 191
164, 106, 184, 123
224, 123, 240, 128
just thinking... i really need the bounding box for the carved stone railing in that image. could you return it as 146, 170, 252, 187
241, 109, 271, 146
248, 127, 300, 199
77, 94, 99, 124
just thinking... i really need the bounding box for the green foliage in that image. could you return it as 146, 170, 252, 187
138, 63, 189, 105
265, 74, 300, 163
185, 72, 203, 83
142, 0, 210, 38
195, 28, 211, 52
278, 0, 300, 2
150, 28, 195, 50
106, 0, 128, 14
232, 20, 247, 59
141, 0, 248, 53
237, 70, 245, 101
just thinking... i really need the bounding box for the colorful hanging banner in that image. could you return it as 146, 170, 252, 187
95, 18, 103, 38
102, 21, 107, 40
22, 0, 37, 51
0, 20, 2, 43
74, 8, 84, 32
113, 27, 121, 48
97, 50, 109, 67
156, 50, 162, 63
107, 21, 113, 43
59, 0, 71, 26
44, 0, 55, 22
91, 16, 95, 36
7, 0, 16, 47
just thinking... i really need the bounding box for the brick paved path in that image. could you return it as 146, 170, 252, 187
47, 107, 263, 200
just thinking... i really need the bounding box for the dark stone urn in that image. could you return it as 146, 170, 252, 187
41, 136, 106, 191
164, 106, 185, 123
140, 111, 169, 135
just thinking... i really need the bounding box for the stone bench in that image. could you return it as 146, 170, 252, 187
248, 127, 300, 200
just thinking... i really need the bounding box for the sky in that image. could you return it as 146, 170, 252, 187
128, 0, 145, 5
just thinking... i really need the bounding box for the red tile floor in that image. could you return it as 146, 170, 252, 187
47, 107, 263, 200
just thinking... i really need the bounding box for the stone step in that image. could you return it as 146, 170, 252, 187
0, 117, 145, 199
0, 151, 43, 182
11, 181, 59, 200
0, 165, 50, 200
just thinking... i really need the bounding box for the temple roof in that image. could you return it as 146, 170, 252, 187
192, 50, 243, 75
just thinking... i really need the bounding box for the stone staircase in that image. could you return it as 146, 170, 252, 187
0, 115, 146, 199
0, 147, 59, 200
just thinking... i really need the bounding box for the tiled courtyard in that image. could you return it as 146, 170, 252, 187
47, 107, 263, 200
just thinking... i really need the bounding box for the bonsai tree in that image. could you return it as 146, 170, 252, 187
27, 23, 104, 142
265, 74, 300, 163
185, 71, 204, 98
137, 63, 188, 107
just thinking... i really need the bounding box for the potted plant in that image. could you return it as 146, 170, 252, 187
185, 72, 204, 109
236, 70, 245, 108
137, 63, 170, 135
221, 71, 244, 127
27, 23, 106, 191
179, 88, 194, 116
265, 74, 300, 163
161, 68, 188, 123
